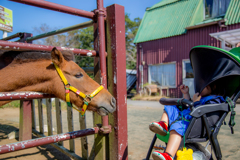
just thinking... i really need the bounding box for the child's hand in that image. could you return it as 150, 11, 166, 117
193, 92, 201, 102
180, 84, 190, 100
180, 84, 189, 94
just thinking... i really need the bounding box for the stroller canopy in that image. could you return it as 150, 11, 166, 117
190, 45, 240, 97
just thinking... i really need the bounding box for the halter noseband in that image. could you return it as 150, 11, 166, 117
53, 63, 104, 116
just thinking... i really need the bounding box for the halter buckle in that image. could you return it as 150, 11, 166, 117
83, 95, 92, 104
65, 83, 71, 88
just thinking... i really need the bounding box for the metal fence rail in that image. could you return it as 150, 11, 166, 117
0, 127, 98, 154
26, 20, 94, 42
0, 92, 93, 159
0, 0, 127, 159
0, 40, 97, 57
9, 0, 95, 19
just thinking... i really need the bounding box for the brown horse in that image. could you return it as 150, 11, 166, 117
0, 48, 116, 116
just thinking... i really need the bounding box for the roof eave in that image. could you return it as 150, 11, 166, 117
186, 19, 225, 30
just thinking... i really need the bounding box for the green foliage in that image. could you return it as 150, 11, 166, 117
75, 27, 94, 69
1, 101, 20, 108
125, 14, 141, 69
33, 14, 141, 71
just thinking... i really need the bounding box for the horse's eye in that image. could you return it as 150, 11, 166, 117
75, 73, 83, 78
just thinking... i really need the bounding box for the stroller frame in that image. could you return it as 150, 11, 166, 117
146, 89, 239, 160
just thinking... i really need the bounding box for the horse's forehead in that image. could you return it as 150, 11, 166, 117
64, 61, 82, 71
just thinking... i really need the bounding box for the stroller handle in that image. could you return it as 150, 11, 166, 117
159, 98, 194, 108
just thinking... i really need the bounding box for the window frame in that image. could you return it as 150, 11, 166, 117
148, 61, 177, 88
182, 59, 194, 79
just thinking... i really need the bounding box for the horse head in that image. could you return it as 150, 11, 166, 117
0, 48, 116, 116
50, 48, 116, 116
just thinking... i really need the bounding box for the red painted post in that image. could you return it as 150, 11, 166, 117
18, 33, 34, 141
19, 100, 32, 141
106, 4, 128, 160
97, 0, 107, 88
97, 0, 109, 134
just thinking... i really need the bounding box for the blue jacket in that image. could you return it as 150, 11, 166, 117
164, 95, 225, 136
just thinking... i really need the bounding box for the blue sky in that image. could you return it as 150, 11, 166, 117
0, 0, 161, 38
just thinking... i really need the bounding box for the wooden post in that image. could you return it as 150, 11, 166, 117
67, 106, 75, 152
31, 100, 36, 130
79, 114, 88, 159
46, 98, 53, 136
38, 99, 44, 134
106, 4, 128, 160
55, 98, 63, 146
19, 100, 32, 141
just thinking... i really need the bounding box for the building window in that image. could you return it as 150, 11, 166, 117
205, 0, 231, 19
205, 0, 213, 19
148, 62, 176, 87
182, 60, 195, 97
183, 61, 194, 79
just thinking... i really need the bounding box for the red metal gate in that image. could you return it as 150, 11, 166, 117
0, 1, 127, 159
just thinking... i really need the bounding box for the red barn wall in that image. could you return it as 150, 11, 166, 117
136, 23, 240, 98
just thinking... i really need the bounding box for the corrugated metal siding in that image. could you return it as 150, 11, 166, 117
126, 70, 137, 91
225, 0, 240, 25
133, 0, 203, 43
136, 23, 240, 97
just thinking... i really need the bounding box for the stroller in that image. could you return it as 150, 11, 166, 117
146, 45, 240, 160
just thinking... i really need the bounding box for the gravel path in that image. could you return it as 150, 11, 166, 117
0, 99, 239, 160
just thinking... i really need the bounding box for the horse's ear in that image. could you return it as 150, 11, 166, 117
51, 47, 65, 67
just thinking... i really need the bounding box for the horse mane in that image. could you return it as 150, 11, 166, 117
0, 50, 75, 69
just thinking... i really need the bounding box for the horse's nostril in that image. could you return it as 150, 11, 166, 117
111, 97, 116, 108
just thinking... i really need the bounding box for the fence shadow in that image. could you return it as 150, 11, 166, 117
0, 123, 71, 160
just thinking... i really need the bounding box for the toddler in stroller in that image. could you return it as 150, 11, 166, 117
146, 45, 240, 160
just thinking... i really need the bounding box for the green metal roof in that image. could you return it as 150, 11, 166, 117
148, 0, 179, 10
134, 0, 203, 43
225, 0, 240, 25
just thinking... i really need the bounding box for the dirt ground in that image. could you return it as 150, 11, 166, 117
0, 100, 239, 160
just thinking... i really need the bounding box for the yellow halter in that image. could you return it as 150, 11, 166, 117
53, 63, 104, 116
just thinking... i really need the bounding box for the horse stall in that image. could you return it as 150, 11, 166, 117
0, 0, 127, 160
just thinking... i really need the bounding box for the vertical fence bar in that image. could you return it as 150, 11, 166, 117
55, 98, 63, 146
46, 98, 53, 136
67, 106, 75, 152
97, 0, 109, 132
97, 0, 107, 88
106, 4, 128, 160
38, 99, 44, 134
18, 33, 34, 141
19, 100, 32, 141
32, 100, 36, 129
91, 22, 104, 160
79, 114, 88, 159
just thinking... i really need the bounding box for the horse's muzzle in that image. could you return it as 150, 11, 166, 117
111, 97, 116, 111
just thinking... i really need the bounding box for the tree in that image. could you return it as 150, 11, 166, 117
33, 23, 80, 48
33, 14, 141, 70
33, 24, 94, 68
74, 27, 94, 69
125, 14, 141, 69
